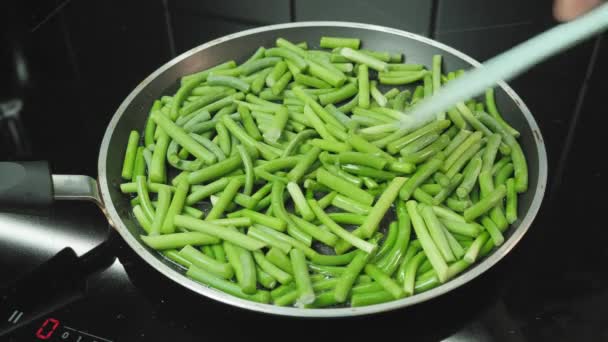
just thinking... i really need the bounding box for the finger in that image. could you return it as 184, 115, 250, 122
554, 0, 601, 21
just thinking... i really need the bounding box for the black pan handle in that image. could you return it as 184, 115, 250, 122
0, 234, 117, 337
0, 161, 53, 208
0, 161, 103, 210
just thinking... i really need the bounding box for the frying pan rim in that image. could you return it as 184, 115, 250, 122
98, 21, 548, 317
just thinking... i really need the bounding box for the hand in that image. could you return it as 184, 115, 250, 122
554, 0, 602, 21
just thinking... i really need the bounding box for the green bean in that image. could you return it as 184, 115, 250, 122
338, 152, 388, 170
445, 142, 484, 179
400, 134, 451, 164
374, 201, 412, 275
357, 64, 370, 108
234, 145, 255, 196
175, 215, 265, 250
379, 70, 427, 85
443, 129, 472, 156
340, 47, 387, 72
267, 248, 295, 275
239, 57, 282, 76
431, 55, 446, 119
463, 185, 507, 222
413, 188, 434, 205
365, 264, 405, 299
337, 93, 359, 114
254, 251, 293, 285
351, 290, 393, 307
331, 194, 372, 215
179, 90, 235, 118
420, 203, 455, 262
402, 251, 426, 296
417, 184, 440, 196
207, 217, 251, 227
145, 102, 160, 146
463, 232, 490, 263
327, 213, 366, 225
240, 208, 286, 231
481, 133, 502, 173
442, 131, 482, 173
207, 74, 249, 92
395, 243, 420, 283
445, 197, 471, 212
374, 221, 399, 261
205, 178, 243, 221
316, 168, 374, 206
320, 36, 360, 49
274, 289, 299, 306
265, 47, 308, 72
293, 87, 344, 129
270, 182, 313, 246
505, 178, 518, 224
308, 199, 376, 254
301, 104, 337, 141
181, 60, 237, 85
485, 88, 520, 137
362, 177, 379, 189
476, 112, 527, 192
179, 245, 234, 279
309, 138, 351, 153
187, 264, 270, 303
189, 134, 225, 163
256, 267, 277, 289
333, 250, 370, 303
318, 82, 358, 106
433, 172, 450, 187
433, 173, 463, 205
290, 249, 315, 305
133, 205, 153, 234
121, 131, 140, 180
131, 146, 146, 181
388, 119, 451, 154
149, 186, 172, 235
161, 178, 189, 233
481, 215, 504, 246
457, 157, 482, 199
186, 178, 228, 205
141, 232, 219, 250
399, 156, 443, 200
265, 61, 288, 87
271, 71, 292, 95
348, 133, 394, 160
387, 63, 425, 71
135, 176, 155, 222
164, 249, 192, 268
399, 132, 439, 155
282, 130, 316, 157
357, 177, 406, 238
290, 215, 339, 247
285, 182, 315, 221
187, 155, 242, 185
406, 200, 448, 282
353, 107, 395, 124
151, 112, 216, 164
495, 163, 514, 186
294, 73, 331, 89
306, 59, 347, 87
247, 225, 291, 254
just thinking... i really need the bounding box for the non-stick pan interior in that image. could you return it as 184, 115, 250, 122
98, 22, 546, 316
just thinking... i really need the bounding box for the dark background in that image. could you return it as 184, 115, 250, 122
1, 0, 606, 341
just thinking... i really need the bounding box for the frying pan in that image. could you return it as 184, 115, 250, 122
0, 22, 547, 321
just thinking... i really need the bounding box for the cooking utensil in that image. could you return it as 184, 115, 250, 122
0, 22, 547, 324
403, 2, 608, 130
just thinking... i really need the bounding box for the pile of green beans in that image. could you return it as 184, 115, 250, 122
121, 35, 528, 308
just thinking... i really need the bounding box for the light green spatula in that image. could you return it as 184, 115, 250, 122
401, 2, 608, 130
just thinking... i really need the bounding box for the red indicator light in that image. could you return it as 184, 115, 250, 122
35, 318, 60, 340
